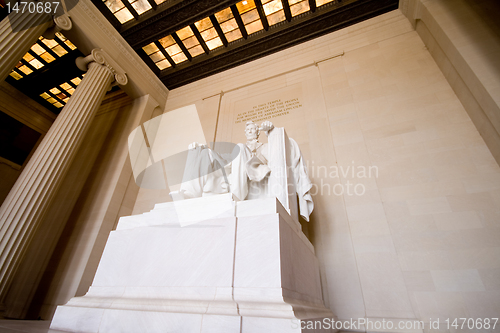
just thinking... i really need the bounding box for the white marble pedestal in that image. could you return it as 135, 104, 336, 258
50, 194, 335, 332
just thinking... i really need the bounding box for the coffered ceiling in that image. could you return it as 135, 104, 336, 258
95, 0, 399, 89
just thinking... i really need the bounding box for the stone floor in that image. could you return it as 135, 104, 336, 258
0, 319, 351, 332
0, 319, 356, 333
0, 320, 66, 333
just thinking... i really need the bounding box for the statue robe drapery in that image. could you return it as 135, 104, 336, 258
178, 135, 314, 221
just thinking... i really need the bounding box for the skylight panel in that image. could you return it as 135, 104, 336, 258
149, 51, 164, 62
159, 35, 175, 49
143, 42, 158, 55
237, 0, 263, 35
40, 76, 83, 109
129, 0, 151, 15
161, 36, 186, 63
23, 53, 44, 70
195, 17, 223, 51
170, 51, 187, 64
241, 8, 259, 24
215, 7, 242, 43
60, 82, 75, 96
31, 44, 55, 64
142, 42, 172, 70
195, 17, 213, 32
9, 71, 23, 80
165, 43, 182, 57
152, 34, 189, 65
236, 0, 255, 14
71, 77, 82, 86
9, 33, 77, 81
205, 38, 223, 50
17, 63, 33, 75
52, 45, 67, 57
316, 0, 335, 7
177, 26, 193, 40
114, 8, 134, 23
176, 26, 204, 57
225, 29, 243, 43
40, 37, 58, 49
262, 0, 285, 25
40, 36, 68, 57
104, 0, 134, 23
104, 0, 125, 13
220, 20, 237, 33
289, 0, 309, 16
155, 60, 171, 70
215, 7, 233, 22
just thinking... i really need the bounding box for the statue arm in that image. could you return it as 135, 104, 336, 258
188, 142, 207, 150
259, 121, 274, 136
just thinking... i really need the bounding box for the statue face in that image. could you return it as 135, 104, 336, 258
245, 124, 259, 140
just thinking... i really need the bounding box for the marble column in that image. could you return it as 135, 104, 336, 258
0, 49, 128, 303
0, 11, 72, 82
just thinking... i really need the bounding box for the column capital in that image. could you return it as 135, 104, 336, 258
54, 13, 72, 31
76, 49, 128, 86
42, 14, 72, 39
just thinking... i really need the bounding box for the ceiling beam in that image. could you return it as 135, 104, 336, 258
191, 23, 210, 55
122, 0, 140, 20
146, 0, 157, 11
46, 90, 66, 106
309, 0, 316, 13
137, 48, 162, 74
37, 40, 59, 60
28, 50, 48, 68
21, 59, 37, 73
12, 67, 24, 77
67, 80, 78, 89
210, 15, 229, 47
230, 5, 248, 39
282, 0, 292, 22
154, 41, 176, 68
160, 0, 398, 88
122, 0, 241, 49
255, 0, 269, 30
54, 36, 72, 53
171, 32, 193, 61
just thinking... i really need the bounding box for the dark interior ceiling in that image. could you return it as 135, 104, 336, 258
4, 33, 87, 115
3, 0, 398, 115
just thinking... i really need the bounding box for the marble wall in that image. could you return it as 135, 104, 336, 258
131, 5, 500, 330
402, 0, 500, 166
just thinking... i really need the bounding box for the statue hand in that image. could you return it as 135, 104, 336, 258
260, 121, 274, 135
188, 142, 207, 149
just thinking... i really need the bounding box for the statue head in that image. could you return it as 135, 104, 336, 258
245, 121, 259, 141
